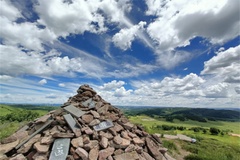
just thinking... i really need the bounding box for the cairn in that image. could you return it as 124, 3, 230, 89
0, 85, 175, 160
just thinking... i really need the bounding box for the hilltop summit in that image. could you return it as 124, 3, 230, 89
0, 85, 174, 160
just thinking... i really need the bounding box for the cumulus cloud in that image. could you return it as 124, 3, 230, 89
204, 83, 229, 98
0, 1, 56, 51
112, 21, 146, 50
38, 79, 47, 85
0, 45, 83, 77
201, 45, 240, 83
99, 80, 125, 90
114, 87, 132, 97
0, 0, 21, 20
146, 0, 239, 51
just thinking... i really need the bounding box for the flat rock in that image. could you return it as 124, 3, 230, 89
75, 147, 88, 160
114, 151, 139, 160
0, 139, 19, 153
141, 152, 155, 160
113, 135, 123, 145
98, 147, 114, 160
97, 105, 109, 115
17, 134, 41, 153
36, 114, 51, 123
146, 137, 164, 159
9, 154, 26, 160
1, 135, 17, 144
89, 119, 100, 126
123, 122, 134, 130
41, 136, 54, 145
82, 114, 94, 124
33, 142, 49, 153
133, 137, 144, 146
71, 137, 83, 148
89, 147, 99, 160
90, 110, 100, 118
100, 136, 108, 148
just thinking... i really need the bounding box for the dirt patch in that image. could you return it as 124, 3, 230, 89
229, 133, 240, 137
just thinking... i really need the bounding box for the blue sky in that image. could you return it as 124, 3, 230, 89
0, 0, 239, 108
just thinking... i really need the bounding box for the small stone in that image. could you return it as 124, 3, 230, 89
125, 144, 135, 152
82, 114, 94, 124
97, 105, 109, 115
17, 134, 41, 153
100, 136, 108, 149
113, 135, 123, 145
1, 134, 17, 144
35, 114, 50, 123
114, 151, 139, 160
41, 136, 53, 145
33, 142, 49, 153
0, 139, 19, 153
114, 149, 123, 156
123, 122, 134, 130
89, 147, 99, 160
9, 154, 26, 160
83, 136, 90, 144
75, 147, 88, 160
141, 152, 155, 160
133, 137, 144, 146
71, 137, 83, 148
85, 127, 93, 135
98, 147, 114, 160
90, 110, 100, 118
120, 131, 131, 140
89, 119, 100, 126
32, 152, 47, 160
119, 138, 130, 148
146, 137, 164, 159
159, 147, 168, 154
84, 140, 98, 151
82, 91, 93, 97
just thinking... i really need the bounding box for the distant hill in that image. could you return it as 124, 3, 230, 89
121, 107, 240, 122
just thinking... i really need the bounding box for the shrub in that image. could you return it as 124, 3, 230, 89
210, 127, 220, 135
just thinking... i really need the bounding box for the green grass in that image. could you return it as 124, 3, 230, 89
129, 115, 240, 134
129, 115, 240, 146
0, 104, 20, 116
129, 115, 240, 160
182, 138, 240, 160
0, 104, 51, 140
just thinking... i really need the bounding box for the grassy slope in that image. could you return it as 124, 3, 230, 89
129, 115, 240, 160
0, 104, 50, 140
129, 115, 240, 146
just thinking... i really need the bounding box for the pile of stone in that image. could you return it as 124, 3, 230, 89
0, 85, 175, 160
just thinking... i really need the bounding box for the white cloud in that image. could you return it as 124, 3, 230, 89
0, 0, 21, 20
0, 75, 13, 81
144, 0, 239, 70
114, 87, 132, 97
201, 45, 240, 83
59, 83, 66, 87
38, 79, 47, 85
156, 50, 192, 70
99, 80, 125, 90
146, 0, 239, 51
0, 45, 83, 77
112, 21, 146, 50
204, 82, 229, 98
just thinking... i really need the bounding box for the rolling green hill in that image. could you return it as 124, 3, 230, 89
124, 107, 240, 122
